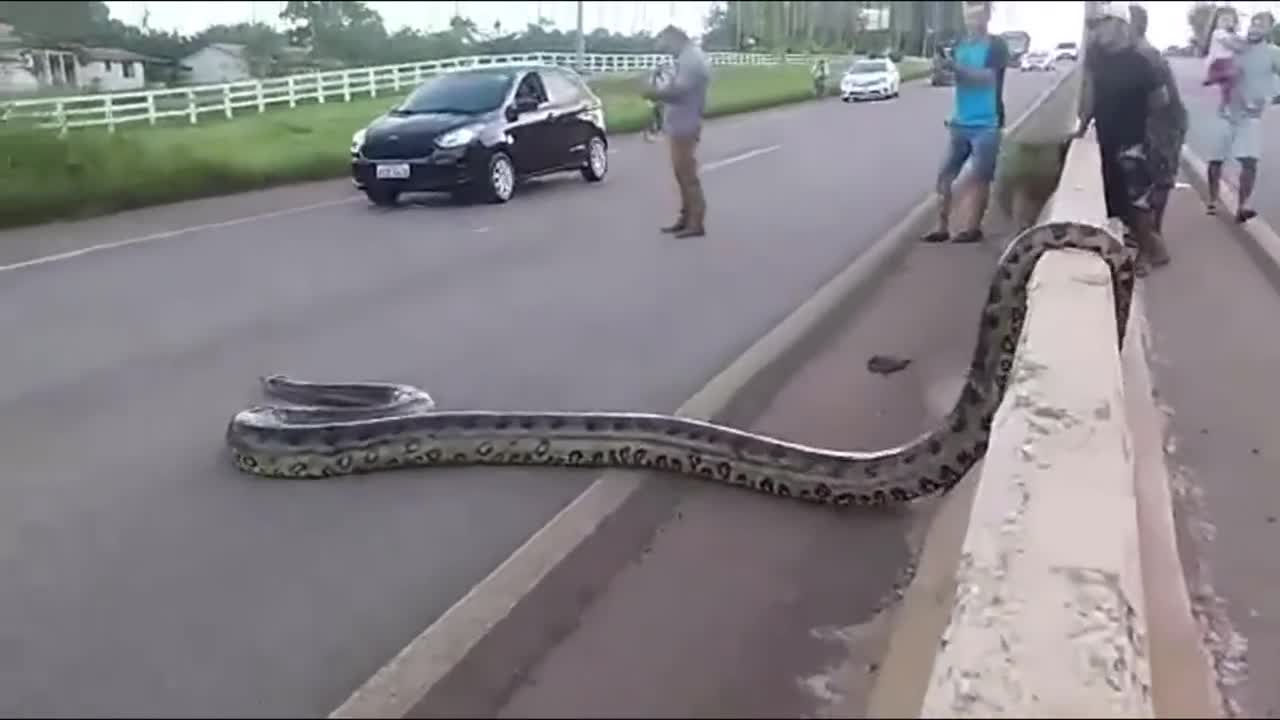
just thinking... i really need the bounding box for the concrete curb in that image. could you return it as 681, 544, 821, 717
1179, 148, 1280, 293
327, 72, 1069, 720
1122, 289, 1226, 719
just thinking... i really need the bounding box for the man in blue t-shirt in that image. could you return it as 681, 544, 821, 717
921, 1, 1008, 245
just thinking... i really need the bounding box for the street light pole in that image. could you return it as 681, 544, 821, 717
576, 1, 586, 72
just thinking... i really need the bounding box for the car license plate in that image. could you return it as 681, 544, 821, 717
375, 163, 410, 180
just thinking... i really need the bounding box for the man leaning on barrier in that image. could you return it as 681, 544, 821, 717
1130, 3, 1189, 239
1077, 2, 1171, 276
920, 0, 1008, 246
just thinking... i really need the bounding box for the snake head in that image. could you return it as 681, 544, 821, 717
260, 374, 291, 389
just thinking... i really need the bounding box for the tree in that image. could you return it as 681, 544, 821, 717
279, 1, 386, 61
0, 1, 111, 43
702, 1, 938, 54
447, 15, 478, 45
1187, 2, 1219, 52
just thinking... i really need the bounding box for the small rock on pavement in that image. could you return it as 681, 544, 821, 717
866, 354, 911, 375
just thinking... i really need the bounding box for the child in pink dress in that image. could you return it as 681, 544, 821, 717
1203, 7, 1247, 110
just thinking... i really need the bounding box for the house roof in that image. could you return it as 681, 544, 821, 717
80, 46, 164, 64
184, 42, 248, 61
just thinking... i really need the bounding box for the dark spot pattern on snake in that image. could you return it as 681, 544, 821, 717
226, 222, 1132, 510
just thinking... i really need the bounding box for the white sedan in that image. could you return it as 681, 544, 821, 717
840, 58, 901, 102
1020, 50, 1054, 72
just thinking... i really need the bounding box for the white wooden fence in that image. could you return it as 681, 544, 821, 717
0, 50, 835, 134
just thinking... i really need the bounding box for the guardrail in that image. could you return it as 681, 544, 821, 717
0, 50, 836, 134
912, 65, 1221, 718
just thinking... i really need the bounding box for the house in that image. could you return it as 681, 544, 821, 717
180, 42, 253, 84
0, 20, 38, 95
0, 21, 164, 95
73, 47, 158, 92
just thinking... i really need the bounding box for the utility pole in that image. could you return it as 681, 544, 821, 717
575, 1, 586, 71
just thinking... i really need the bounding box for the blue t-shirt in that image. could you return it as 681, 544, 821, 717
950, 35, 1008, 129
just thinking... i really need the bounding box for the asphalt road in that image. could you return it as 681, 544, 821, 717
1171, 56, 1280, 228
487, 193, 1015, 720
0, 72, 1052, 717
1142, 183, 1280, 718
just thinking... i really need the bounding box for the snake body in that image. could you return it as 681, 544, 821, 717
226, 221, 1134, 508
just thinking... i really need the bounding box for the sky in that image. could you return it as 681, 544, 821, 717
103, 1, 1280, 53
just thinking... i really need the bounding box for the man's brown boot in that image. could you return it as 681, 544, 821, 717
661, 220, 686, 234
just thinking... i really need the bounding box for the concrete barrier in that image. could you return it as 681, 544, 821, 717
921, 132, 1154, 718
911, 132, 1221, 716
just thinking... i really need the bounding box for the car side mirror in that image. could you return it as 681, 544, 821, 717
508, 97, 540, 120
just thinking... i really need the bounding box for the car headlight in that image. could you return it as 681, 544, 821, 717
436, 125, 480, 149
350, 128, 366, 155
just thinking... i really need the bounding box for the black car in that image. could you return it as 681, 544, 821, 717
930, 41, 956, 87
350, 65, 609, 206
930, 57, 956, 87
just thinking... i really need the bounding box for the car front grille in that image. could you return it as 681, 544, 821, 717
361, 136, 438, 161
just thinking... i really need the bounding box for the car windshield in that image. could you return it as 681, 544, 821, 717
393, 72, 514, 115
850, 60, 888, 73
1055, 42, 1077, 50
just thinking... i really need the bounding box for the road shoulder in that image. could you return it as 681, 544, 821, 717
428, 218, 1012, 719
1141, 181, 1280, 718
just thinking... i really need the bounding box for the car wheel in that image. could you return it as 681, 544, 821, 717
480, 152, 516, 204
580, 134, 608, 183
364, 185, 400, 207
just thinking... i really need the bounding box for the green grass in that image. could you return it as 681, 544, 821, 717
0, 60, 929, 230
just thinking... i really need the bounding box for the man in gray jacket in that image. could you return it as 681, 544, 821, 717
644, 25, 711, 238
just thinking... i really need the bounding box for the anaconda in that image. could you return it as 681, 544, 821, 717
225, 221, 1133, 508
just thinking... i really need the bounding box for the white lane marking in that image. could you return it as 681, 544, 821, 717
702, 144, 781, 172
1, 144, 776, 276
0, 196, 361, 274
472, 226, 491, 234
